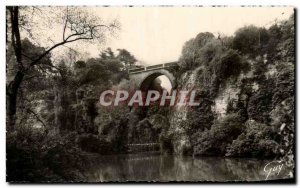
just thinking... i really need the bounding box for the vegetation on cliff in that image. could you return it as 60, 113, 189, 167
174, 14, 294, 161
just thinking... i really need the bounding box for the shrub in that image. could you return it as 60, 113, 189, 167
7, 127, 86, 182
232, 25, 269, 55
192, 113, 244, 156
226, 120, 279, 158
247, 81, 274, 124
77, 133, 116, 154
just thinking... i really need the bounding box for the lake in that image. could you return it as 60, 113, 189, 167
81, 152, 293, 182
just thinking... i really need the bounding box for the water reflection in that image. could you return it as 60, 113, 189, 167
81, 153, 292, 182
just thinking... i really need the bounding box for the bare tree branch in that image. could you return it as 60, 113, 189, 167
7, 6, 120, 128
26, 108, 46, 128
63, 7, 68, 41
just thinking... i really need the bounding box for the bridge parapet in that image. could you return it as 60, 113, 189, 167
128, 62, 178, 74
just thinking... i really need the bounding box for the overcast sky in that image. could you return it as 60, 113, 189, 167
89, 7, 294, 65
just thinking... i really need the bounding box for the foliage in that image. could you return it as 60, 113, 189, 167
7, 30, 137, 181
77, 133, 124, 154
178, 32, 215, 71
173, 14, 294, 159
226, 120, 279, 158
270, 96, 294, 168
272, 64, 294, 106
192, 113, 244, 156
116, 48, 137, 69
96, 114, 129, 152
6, 6, 120, 130
247, 80, 274, 124
48, 47, 135, 132
232, 25, 269, 55
179, 34, 249, 99
7, 127, 86, 182
186, 98, 215, 132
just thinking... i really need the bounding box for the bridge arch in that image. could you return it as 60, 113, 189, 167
139, 69, 175, 91
128, 62, 178, 91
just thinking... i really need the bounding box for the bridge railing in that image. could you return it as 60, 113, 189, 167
164, 62, 178, 67
146, 64, 163, 70
128, 67, 145, 74
128, 62, 178, 74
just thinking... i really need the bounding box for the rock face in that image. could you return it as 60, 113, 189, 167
168, 65, 250, 155
212, 84, 240, 118
168, 69, 198, 155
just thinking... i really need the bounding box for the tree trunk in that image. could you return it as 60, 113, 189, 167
7, 6, 23, 130
53, 83, 63, 132
7, 95, 17, 131
7, 71, 24, 131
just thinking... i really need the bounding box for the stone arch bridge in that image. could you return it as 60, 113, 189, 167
128, 62, 179, 91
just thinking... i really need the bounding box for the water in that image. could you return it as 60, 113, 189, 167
81, 153, 292, 182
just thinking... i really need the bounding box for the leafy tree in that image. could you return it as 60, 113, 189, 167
179, 32, 215, 71
6, 39, 53, 130
232, 25, 269, 55
6, 6, 120, 130
100, 47, 115, 59
117, 48, 137, 69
